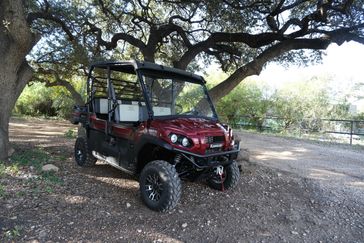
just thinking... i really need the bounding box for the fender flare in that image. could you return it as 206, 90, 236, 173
134, 134, 174, 156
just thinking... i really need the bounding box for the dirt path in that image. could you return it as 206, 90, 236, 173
239, 131, 364, 201
0, 118, 363, 242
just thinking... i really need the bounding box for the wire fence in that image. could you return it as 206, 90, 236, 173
222, 115, 364, 146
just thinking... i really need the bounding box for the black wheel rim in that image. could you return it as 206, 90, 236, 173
75, 141, 84, 163
145, 173, 163, 202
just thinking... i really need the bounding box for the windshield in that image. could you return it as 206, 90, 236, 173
141, 71, 216, 119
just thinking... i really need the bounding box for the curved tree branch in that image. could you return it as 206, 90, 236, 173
36, 69, 84, 105
85, 21, 147, 51
208, 29, 363, 103
27, 12, 75, 41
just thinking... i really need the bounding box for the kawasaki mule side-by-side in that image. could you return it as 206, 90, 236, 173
72, 60, 240, 212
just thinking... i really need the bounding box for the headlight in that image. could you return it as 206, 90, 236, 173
170, 134, 178, 143
169, 133, 192, 147
181, 137, 189, 147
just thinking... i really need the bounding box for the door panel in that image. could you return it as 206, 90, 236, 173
111, 123, 136, 169
89, 116, 136, 169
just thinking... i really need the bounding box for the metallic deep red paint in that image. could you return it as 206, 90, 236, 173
89, 116, 234, 155
149, 118, 233, 155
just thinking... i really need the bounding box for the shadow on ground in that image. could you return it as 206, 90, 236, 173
1, 118, 363, 242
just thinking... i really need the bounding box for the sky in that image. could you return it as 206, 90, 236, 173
258, 41, 364, 112
259, 41, 364, 90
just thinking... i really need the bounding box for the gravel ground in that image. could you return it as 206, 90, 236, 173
238, 131, 364, 202
0, 118, 363, 242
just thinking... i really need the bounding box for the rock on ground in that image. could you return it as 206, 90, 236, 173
42, 164, 59, 172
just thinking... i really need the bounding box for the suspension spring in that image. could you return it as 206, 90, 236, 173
174, 154, 182, 165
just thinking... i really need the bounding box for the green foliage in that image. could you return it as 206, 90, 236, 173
352, 112, 364, 120
10, 148, 49, 172
58, 155, 67, 161
216, 79, 271, 130
0, 183, 5, 198
3, 225, 22, 240
15, 191, 26, 197
0, 160, 20, 176
14, 82, 56, 117
212, 72, 350, 132
0, 148, 62, 198
64, 129, 77, 139
6, 148, 61, 183
271, 78, 350, 131
0, 162, 6, 177
41, 171, 63, 185
328, 102, 350, 119
176, 83, 206, 112
14, 82, 80, 118
17, 0, 363, 122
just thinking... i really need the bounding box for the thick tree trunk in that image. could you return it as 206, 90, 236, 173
208, 62, 260, 103
64, 83, 85, 106
0, 0, 40, 160
208, 39, 330, 103
45, 79, 85, 106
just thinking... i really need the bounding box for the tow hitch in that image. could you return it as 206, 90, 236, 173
215, 165, 224, 176
214, 165, 225, 191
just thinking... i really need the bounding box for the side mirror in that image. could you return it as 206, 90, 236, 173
70, 105, 81, 125
70, 105, 87, 125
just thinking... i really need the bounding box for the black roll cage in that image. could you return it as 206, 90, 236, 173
86, 60, 219, 122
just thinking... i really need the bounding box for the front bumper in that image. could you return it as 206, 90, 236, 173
173, 141, 240, 169
173, 140, 240, 158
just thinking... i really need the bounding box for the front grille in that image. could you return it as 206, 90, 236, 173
205, 148, 223, 154
206, 136, 224, 144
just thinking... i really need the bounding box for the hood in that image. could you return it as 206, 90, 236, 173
153, 117, 226, 135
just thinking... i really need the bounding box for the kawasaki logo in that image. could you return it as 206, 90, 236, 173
210, 143, 223, 148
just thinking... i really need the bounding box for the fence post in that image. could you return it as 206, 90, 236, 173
350, 121, 353, 145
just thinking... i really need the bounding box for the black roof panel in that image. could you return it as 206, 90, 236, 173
90, 60, 204, 83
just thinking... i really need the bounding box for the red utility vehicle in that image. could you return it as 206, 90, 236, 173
72, 60, 240, 211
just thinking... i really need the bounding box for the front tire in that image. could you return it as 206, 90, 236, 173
139, 160, 182, 212
74, 137, 97, 167
207, 161, 240, 191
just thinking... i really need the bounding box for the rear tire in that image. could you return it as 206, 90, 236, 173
207, 161, 240, 191
139, 160, 182, 212
74, 137, 97, 167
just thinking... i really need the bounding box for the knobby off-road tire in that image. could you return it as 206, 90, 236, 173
139, 160, 182, 212
207, 161, 240, 191
74, 137, 97, 167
